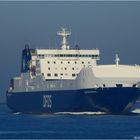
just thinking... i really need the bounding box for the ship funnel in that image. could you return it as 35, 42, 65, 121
57, 28, 71, 50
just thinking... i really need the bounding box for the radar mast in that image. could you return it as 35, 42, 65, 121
57, 28, 71, 50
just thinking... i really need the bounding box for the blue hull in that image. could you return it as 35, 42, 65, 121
6, 87, 140, 114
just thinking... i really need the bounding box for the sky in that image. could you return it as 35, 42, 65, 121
0, 1, 140, 103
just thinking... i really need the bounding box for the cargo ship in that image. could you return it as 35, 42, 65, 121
6, 28, 140, 114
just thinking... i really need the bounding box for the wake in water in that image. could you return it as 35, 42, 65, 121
131, 109, 140, 114
12, 111, 107, 117
13, 112, 22, 115
54, 111, 106, 115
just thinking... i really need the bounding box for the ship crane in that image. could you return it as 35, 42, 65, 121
57, 28, 71, 50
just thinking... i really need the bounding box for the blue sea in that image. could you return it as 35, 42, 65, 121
0, 104, 140, 139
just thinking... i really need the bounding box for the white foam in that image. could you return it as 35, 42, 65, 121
131, 109, 140, 114
54, 111, 106, 115
13, 112, 21, 115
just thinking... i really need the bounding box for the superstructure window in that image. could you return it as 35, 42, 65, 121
133, 84, 136, 87
38, 54, 44, 59
47, 73, 51, 77
116, 84, 123, 87
54, 73, 58, 77
92, 55, 98, 59
72, 74, 76, 77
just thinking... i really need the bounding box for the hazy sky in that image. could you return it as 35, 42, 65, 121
0, 1, 140, 102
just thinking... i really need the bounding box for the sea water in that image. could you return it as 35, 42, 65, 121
0, 104, 140, 139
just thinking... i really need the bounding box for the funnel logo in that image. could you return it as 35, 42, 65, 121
43, 95, 52, 108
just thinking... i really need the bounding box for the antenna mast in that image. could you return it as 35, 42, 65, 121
57, 28, 71, 50
115, 54, 120, 66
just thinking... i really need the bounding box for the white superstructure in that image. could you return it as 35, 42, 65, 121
10, 28, 140, 92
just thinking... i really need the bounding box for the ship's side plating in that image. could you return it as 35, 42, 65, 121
7, 87, 140, 113
7, 66, 140, 113
7, 28, 140, 114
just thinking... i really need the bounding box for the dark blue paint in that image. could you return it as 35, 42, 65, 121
7, 87, 140, 114
21, 44, 33, 73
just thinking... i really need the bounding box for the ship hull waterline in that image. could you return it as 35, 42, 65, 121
6, 87, 140, 114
